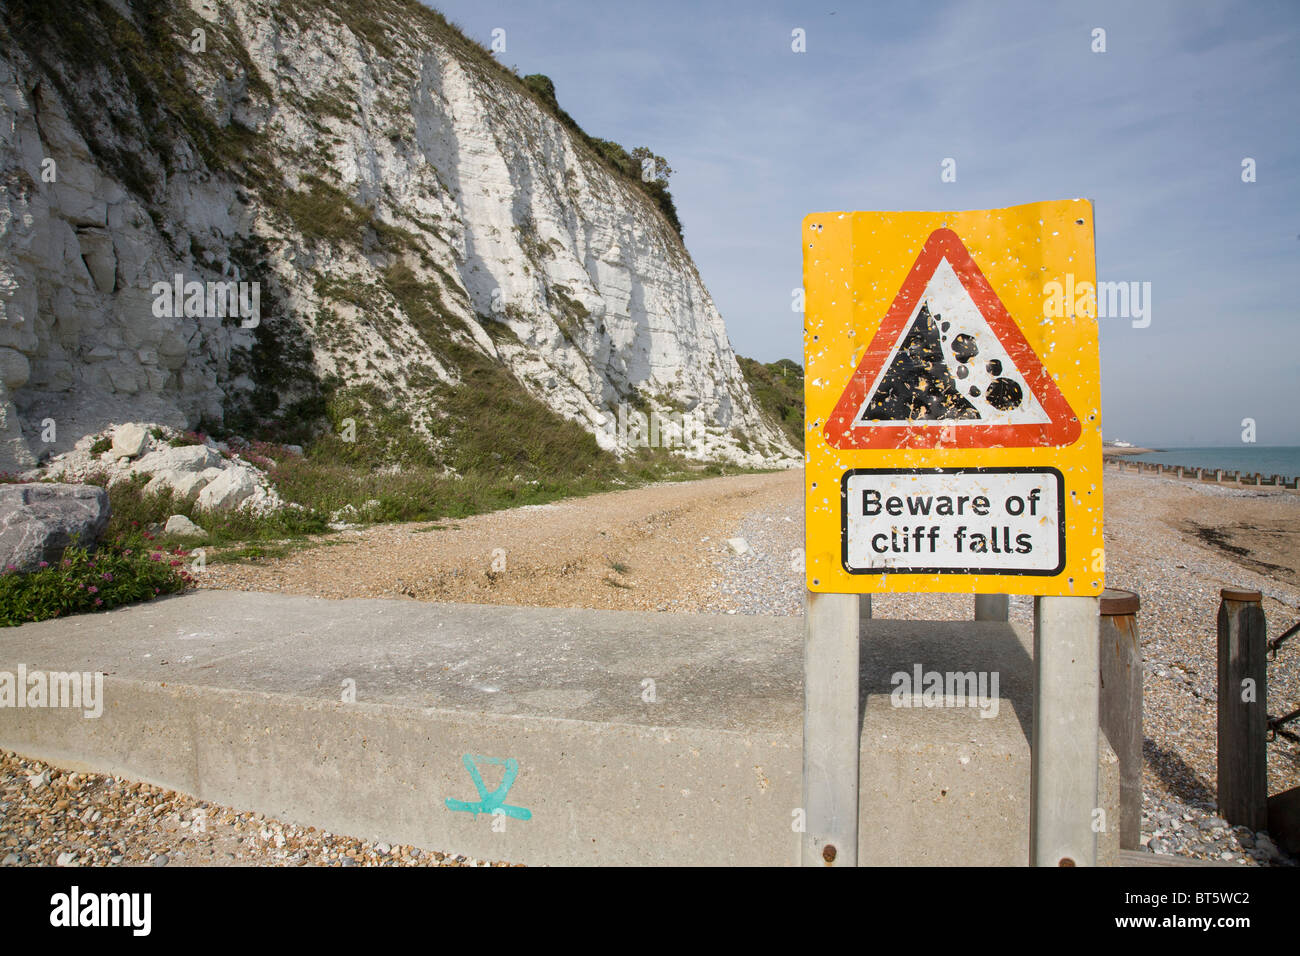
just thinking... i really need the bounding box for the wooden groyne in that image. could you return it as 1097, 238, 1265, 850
1106, 457, 1300, 490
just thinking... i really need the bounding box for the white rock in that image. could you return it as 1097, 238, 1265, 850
56, 852, 75, 867
111, 422, 149, 458
142, 469, 214, 503
172, 471, 216, 501
164, 514, 206, 538
0, 383, 35, 473
0, 348, 30, 389
726, 537, 751, 555
26, 770, 49, 790
141, 469, 180, 497
77, 227, 116, 293
132, 444, 223, 475
196, 467, 258, 511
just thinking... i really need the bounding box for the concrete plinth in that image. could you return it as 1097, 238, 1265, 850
0, 591, 1119, 866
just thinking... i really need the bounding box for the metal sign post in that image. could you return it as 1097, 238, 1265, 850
802, 202, 1106, 867
801, 591, 860, 866
1029, 595, 1101, 866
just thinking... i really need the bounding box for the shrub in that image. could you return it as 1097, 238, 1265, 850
0, 545, 194, 627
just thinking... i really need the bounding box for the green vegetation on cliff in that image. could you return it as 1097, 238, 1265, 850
738, 357, 804, 452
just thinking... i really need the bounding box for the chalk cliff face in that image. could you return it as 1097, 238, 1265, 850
0, 0, 795, 469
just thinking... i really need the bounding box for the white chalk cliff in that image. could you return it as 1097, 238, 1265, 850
0, 0, 795, 470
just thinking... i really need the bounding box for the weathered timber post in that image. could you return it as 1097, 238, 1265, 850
975, 594, 1010, 621
1030, 595, 1101, 866
802, 591, 860, 866
1217, 587, 1268, 831
1098, 588, 1142, 850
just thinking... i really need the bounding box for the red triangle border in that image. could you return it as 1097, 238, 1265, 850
821, 228, 1082, 450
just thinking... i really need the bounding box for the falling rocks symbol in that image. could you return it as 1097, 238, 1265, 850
861, 302, 979, 421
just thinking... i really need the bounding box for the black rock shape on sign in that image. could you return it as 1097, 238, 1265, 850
861, 302, 979, 422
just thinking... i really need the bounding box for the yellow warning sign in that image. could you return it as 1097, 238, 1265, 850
804, 201, 1104, 596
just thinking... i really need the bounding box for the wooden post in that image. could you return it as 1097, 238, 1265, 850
1217, 587, 1268, 831
975, 594, 1009, 622
1098, 588, 1142, 850
1030, 595, 1101, 866
802, 591, 860, 866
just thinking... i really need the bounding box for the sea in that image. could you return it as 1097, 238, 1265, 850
1121, 446, 1300, 480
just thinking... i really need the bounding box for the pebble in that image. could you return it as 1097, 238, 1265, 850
1141, 791, 1294, 866
0, 749, 513, 868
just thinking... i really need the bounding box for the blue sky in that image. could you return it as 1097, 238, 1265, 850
428, 1, 1299, 447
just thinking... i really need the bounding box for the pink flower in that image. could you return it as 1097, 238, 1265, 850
87, 586, 98, 594
38, 561, 48, 569
101, 572, 113, 582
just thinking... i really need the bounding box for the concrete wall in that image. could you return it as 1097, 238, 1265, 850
0, 594, 1121, 866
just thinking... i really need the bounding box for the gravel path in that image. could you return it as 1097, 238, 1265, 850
197, 472, 797, 613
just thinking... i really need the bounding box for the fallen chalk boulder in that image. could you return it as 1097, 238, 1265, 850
0, 483, 111, 571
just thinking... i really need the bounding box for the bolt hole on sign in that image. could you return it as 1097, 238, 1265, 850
803, 202, 1103, 596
